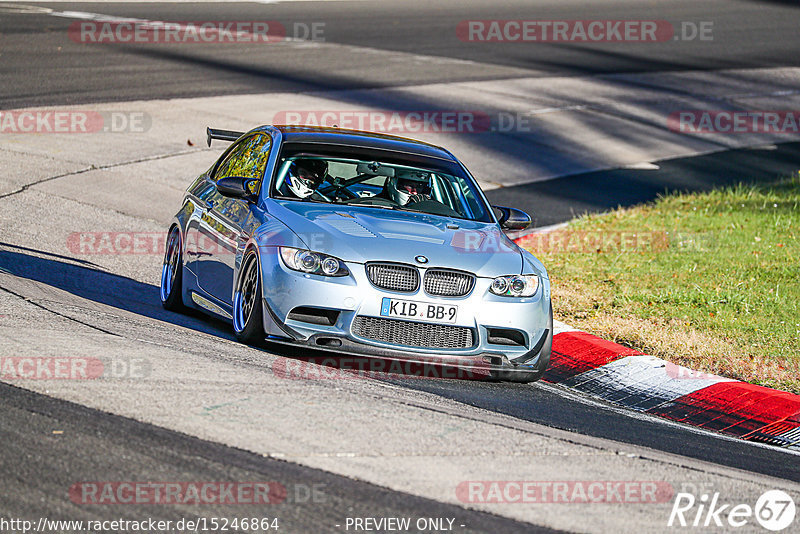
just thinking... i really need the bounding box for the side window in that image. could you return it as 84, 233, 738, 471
213, 133, 272, 194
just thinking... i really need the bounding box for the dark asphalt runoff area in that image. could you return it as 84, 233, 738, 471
2, 1, 800, 530
0, 381, 552, 533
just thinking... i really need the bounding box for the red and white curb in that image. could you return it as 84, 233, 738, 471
544, 320, 800, 451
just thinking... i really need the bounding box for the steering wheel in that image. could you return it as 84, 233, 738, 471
319, 179, 359, 201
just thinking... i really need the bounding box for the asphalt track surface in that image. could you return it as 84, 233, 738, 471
0, 381, 548, 533
486, 142, 800, 226
2, 1, 800, 532
3, 0, 800, 108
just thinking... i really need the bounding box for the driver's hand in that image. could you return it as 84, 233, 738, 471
407, 193, 430, 204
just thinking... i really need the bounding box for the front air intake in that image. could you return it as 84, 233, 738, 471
352, 316, 474, 349
287, 306, 339, 326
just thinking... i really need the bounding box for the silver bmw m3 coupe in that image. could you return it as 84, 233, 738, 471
161, 125, 552, 382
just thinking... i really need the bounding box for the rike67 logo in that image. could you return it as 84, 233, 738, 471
668, 489, 796, 531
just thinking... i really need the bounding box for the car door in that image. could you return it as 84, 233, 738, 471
195, 133, 272, 305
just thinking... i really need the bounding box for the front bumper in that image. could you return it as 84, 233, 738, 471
259, 248, 552, 374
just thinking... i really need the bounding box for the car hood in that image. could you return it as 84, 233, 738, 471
268, 201, 523, 277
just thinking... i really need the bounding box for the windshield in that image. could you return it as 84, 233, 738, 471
270, 153, 493, 223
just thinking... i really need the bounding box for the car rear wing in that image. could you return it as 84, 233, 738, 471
206, 127, 245, 147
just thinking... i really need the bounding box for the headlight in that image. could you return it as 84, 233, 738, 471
489, 274, 539, 297
279, 247, 349, 277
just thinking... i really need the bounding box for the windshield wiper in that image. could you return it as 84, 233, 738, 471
344, 202, 400, 210
274, 195, 327, 203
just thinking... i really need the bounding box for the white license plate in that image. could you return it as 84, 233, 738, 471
380, 297, 457, 324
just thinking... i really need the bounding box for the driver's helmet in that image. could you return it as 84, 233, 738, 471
386, 169, 432, 205
285, 158, 328, 198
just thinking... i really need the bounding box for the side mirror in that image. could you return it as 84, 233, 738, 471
216, 176, 257, 201
493, 205, 531, 231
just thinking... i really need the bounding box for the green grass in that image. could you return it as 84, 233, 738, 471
520, 173, 800, 393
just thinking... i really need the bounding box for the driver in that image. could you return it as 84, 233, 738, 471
283, 158, 328, 198
384, 169, 432, 205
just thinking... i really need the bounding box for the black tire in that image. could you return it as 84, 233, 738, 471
160, 226, 186, 312
233, 249, 265, 346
